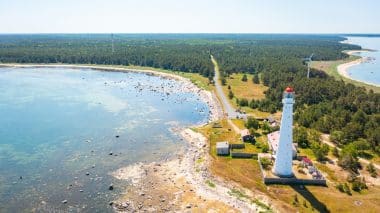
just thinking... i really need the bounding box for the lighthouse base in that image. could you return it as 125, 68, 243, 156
272, 169, 294, 178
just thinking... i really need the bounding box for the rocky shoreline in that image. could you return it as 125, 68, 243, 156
0, 64, 223, 123
110, 128, 270, 212
1, 64, 269, 212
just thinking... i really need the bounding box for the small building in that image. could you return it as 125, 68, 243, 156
216, 141, 229, 155
241, 129, 254, 143
266, 116, 278, 127
267, 116, 276, 124
267, 131, 297, 158
301, 157, 313, 167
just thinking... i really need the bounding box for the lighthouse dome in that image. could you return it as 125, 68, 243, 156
285, 87, 294, 93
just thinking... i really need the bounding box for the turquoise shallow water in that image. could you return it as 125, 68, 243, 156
344, 37, 380, 86
0, 67, 209, 212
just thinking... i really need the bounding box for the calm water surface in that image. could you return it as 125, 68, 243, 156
0, 67, 209, 212
344, 36, 380, 85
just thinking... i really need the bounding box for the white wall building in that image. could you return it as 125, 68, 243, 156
267, 130, 297, 158
216, 141, 229, 155
273, 87, 295, 177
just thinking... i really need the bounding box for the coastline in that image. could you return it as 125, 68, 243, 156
337, 50, 380, 88
0, 63, 268, 212
110, 128, 265, 212
0, 63, 223, 122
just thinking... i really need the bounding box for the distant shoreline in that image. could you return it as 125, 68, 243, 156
0, 63, 223, 122
337, 50, 380, 87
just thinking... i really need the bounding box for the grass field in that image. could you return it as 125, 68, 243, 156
220, 73, 273, 118
223, 73, 267, 100
231, 119, 245, 130
310, 55, 380, 93
196, 120, 269, 203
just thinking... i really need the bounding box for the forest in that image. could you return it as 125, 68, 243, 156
0, 34, 379, 163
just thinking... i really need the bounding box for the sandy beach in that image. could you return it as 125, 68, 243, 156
337, 50, 380, 87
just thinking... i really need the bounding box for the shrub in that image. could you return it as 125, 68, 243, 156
260, 157, 272, 170
333, 147, 340, 158
294, 127, 309, 148
336, 183, 344, 192
239, 98, 249, 107
292, 194, 299, 206
262, 144, 269, 153
366, 163, 377, 178
245, 117, 260, 129
343, 183, 352, 195
311, 142, 329, 161
351, 177, 367, 192
241, 74, 248, 82
221, 78, 226, 85
253, 74, 260, 84
228, 90, 234, 99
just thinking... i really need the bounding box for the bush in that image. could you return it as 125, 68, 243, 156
336, 183, 344, 192
294, 127, 309, 148
367, 163, 377, 178
249, 99, 259, 109
343, 183, 352, 195
221, 78, 226, 86
330, 130, 345, 146
292, 194, 299, 206
253, 74, 260, 84
311, 142, 329, 161
333, 147, 340, 158
260, 157, 272, 170
351, 178, 367, 192
262, 143, 269, 153
339, 145, 360, 173
303, 200, 308, 208
245, 117, 260, 129
241, 74, 248, 82
228, 90, 234, 99
239, 98, 249, 107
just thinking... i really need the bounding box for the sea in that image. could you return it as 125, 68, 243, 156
343, 36, 380, 86
0, 67, 209, 212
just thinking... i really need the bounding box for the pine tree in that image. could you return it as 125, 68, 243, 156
253, 74, 260, 84
241, 74, 248, 82
228, 90, 234, 99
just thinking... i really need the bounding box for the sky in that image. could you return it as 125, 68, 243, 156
0, 0, 379, 34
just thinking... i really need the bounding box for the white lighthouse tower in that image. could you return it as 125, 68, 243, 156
273, 87, 295, 177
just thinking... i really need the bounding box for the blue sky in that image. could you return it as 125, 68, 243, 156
0, 0, 379, 33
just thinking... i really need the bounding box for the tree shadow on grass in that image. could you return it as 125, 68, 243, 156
290, 185, 330, 213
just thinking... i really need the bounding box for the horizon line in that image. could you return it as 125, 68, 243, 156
0, 33, 379, 35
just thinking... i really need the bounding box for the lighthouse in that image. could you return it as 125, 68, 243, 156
273, 87, 295, 177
